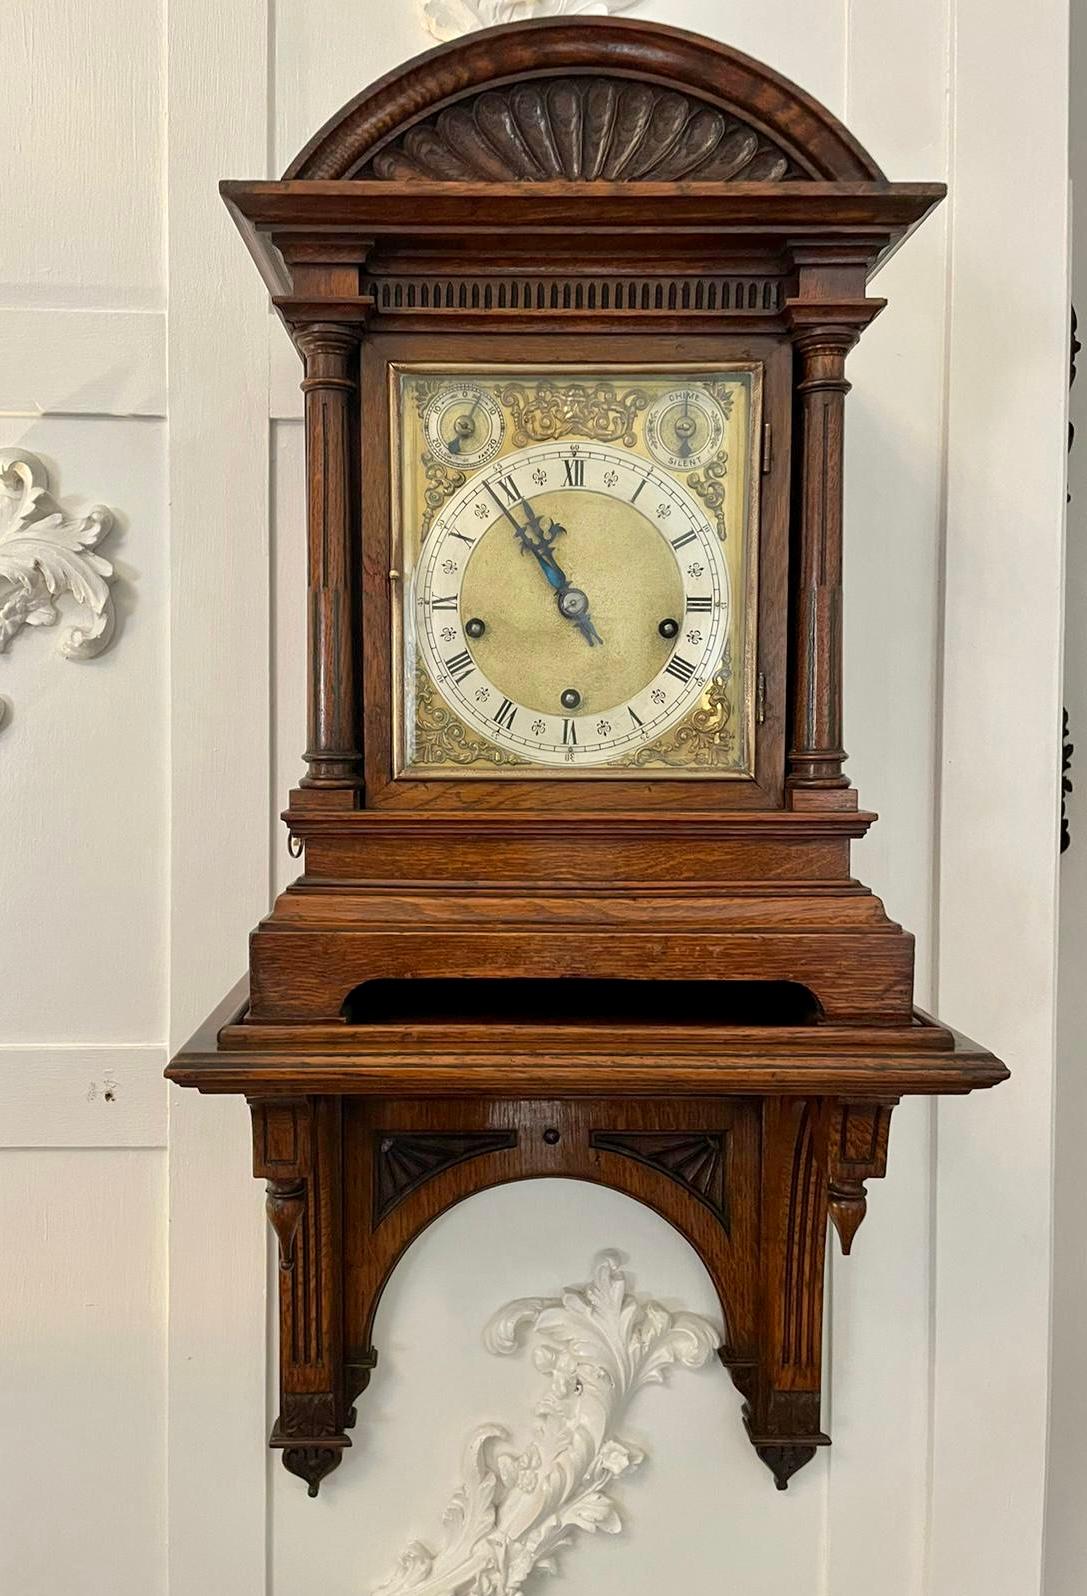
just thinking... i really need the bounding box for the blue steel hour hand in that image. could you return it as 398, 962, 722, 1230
515, 498, 603, 647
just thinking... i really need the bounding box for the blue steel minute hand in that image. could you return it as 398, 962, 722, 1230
484, 480, 603, 646
518, 499, 603, 647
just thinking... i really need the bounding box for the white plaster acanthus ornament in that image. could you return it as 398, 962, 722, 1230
0, 451, 116, 726
373, 1254, 719, 1596
422, 1, 640, 44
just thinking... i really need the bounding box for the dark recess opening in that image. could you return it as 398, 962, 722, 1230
341, 978, 822, 1028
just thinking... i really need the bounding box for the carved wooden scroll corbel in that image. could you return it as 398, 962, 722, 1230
826, 1100, 896, 1255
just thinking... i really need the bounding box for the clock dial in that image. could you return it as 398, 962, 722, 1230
415, 444, 726, 768
424, 382, 505, 467
396, 366, 760, 777
645, 387, 725, 471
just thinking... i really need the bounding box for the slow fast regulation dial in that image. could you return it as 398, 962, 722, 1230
414, 442, 729, 768
424, 382, 505, 468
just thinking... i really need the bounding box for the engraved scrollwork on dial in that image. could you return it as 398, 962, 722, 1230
419, 456, 468, 538
628, 645, 736, 769
686, 451, 730, 542
412, 656, 530, 768
498, 378, 647, 448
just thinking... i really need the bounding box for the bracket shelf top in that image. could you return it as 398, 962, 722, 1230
167, 984, 1008, 1100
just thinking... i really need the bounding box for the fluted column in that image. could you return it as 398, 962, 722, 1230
784, 299, 882, 796
295, 323, 363, 792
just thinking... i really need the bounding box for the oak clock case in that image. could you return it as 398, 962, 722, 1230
395, 363, 761, 777
169, 16, 1009, 1504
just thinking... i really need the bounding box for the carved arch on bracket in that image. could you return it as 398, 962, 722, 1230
350, 1162, 744, 1374
258, 1097, 833, 1495
285, 17, 885, 184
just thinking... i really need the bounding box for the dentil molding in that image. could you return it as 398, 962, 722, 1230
0, 450, 116, 728
422, 0, 640, 43
374, 1254, 719, 1595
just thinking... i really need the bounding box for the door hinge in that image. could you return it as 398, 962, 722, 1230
757, 672, 767, 725
761, 422, 773, 475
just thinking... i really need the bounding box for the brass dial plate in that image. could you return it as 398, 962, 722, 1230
392, 365, 761, 778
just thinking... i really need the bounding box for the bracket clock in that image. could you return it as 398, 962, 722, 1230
168, 17, 1008, 1498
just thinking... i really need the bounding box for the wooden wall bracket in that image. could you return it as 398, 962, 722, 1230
170, 1013, 1008, 1499
243, 1090, 851, 1495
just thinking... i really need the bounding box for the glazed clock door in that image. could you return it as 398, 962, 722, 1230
362, 337, 790, 808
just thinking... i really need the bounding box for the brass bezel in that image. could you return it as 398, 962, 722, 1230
389, 361, 763, 780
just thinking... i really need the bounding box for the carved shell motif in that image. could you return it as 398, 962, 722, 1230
366, 78, 796, 182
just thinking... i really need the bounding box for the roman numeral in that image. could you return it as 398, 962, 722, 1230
493, 474, 520, 503
686, 596, 713, 612
665, 654, 697, 684
630, 478, 646, 503
670, 530, 698, 550
493, 697, 517, 731
444, 650, 474, 683
627, 706, 644, 728
563, 456, 586, 487
431, 595, 458, 610
449, 530, 475, 546
563, 719, 578, 745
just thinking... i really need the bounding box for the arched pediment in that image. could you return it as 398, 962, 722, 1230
286, 17, 884, 184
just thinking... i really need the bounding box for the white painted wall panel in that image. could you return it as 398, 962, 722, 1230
0, 310, 166, 419
0, 416, 169, 1043
0, 1149, 166, 1596
0, 1046, 167, 1148
0, 0, 164, 308
931, 2, 1068, 1593
830, 0, 952, 1586
165, 3, 274, 1594
274, 10, 434, 178
1044, 2, 1087, 1589
632, 0, 845, 118
0, 10, 171, 1596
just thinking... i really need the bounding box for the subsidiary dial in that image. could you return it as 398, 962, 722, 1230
424, 382, 505, 468
645, 388, 726, 472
